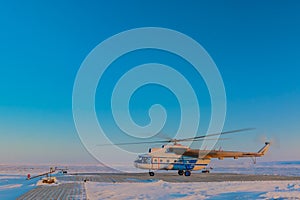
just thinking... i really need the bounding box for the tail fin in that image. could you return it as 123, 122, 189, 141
258, 142, 271, 155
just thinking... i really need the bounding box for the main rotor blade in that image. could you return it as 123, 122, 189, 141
97, 138, 230, 146
176, 128, 255, 142
97, 140, 169, 146
96, 128, 254, 146
191, 137, 231, 142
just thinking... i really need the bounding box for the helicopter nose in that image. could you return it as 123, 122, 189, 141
133, 160, 139, 168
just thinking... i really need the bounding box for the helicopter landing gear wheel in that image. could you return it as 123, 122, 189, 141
178, 170, 184, 176
184, 170, 191, 176
149, 171, 155, 176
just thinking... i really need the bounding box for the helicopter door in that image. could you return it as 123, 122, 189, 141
151, 157, 160, 170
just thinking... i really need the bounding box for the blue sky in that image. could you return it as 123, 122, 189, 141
0, 1, 299, 164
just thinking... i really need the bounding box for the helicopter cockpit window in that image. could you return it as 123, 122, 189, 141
136, 155, 151, 164
142, 157, 150, 164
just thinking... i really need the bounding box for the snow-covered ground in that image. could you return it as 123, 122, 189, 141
210, 160, 300, 177
0, 164, 116, 200
1, 161, 300, 199
85, 180, 300, 200
0, 174, 37, 199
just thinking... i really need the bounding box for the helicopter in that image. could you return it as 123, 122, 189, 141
105, 128, 270, 176
134, 141, 270, 176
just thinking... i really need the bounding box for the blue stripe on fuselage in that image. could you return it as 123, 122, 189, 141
172, 163, 207, 170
